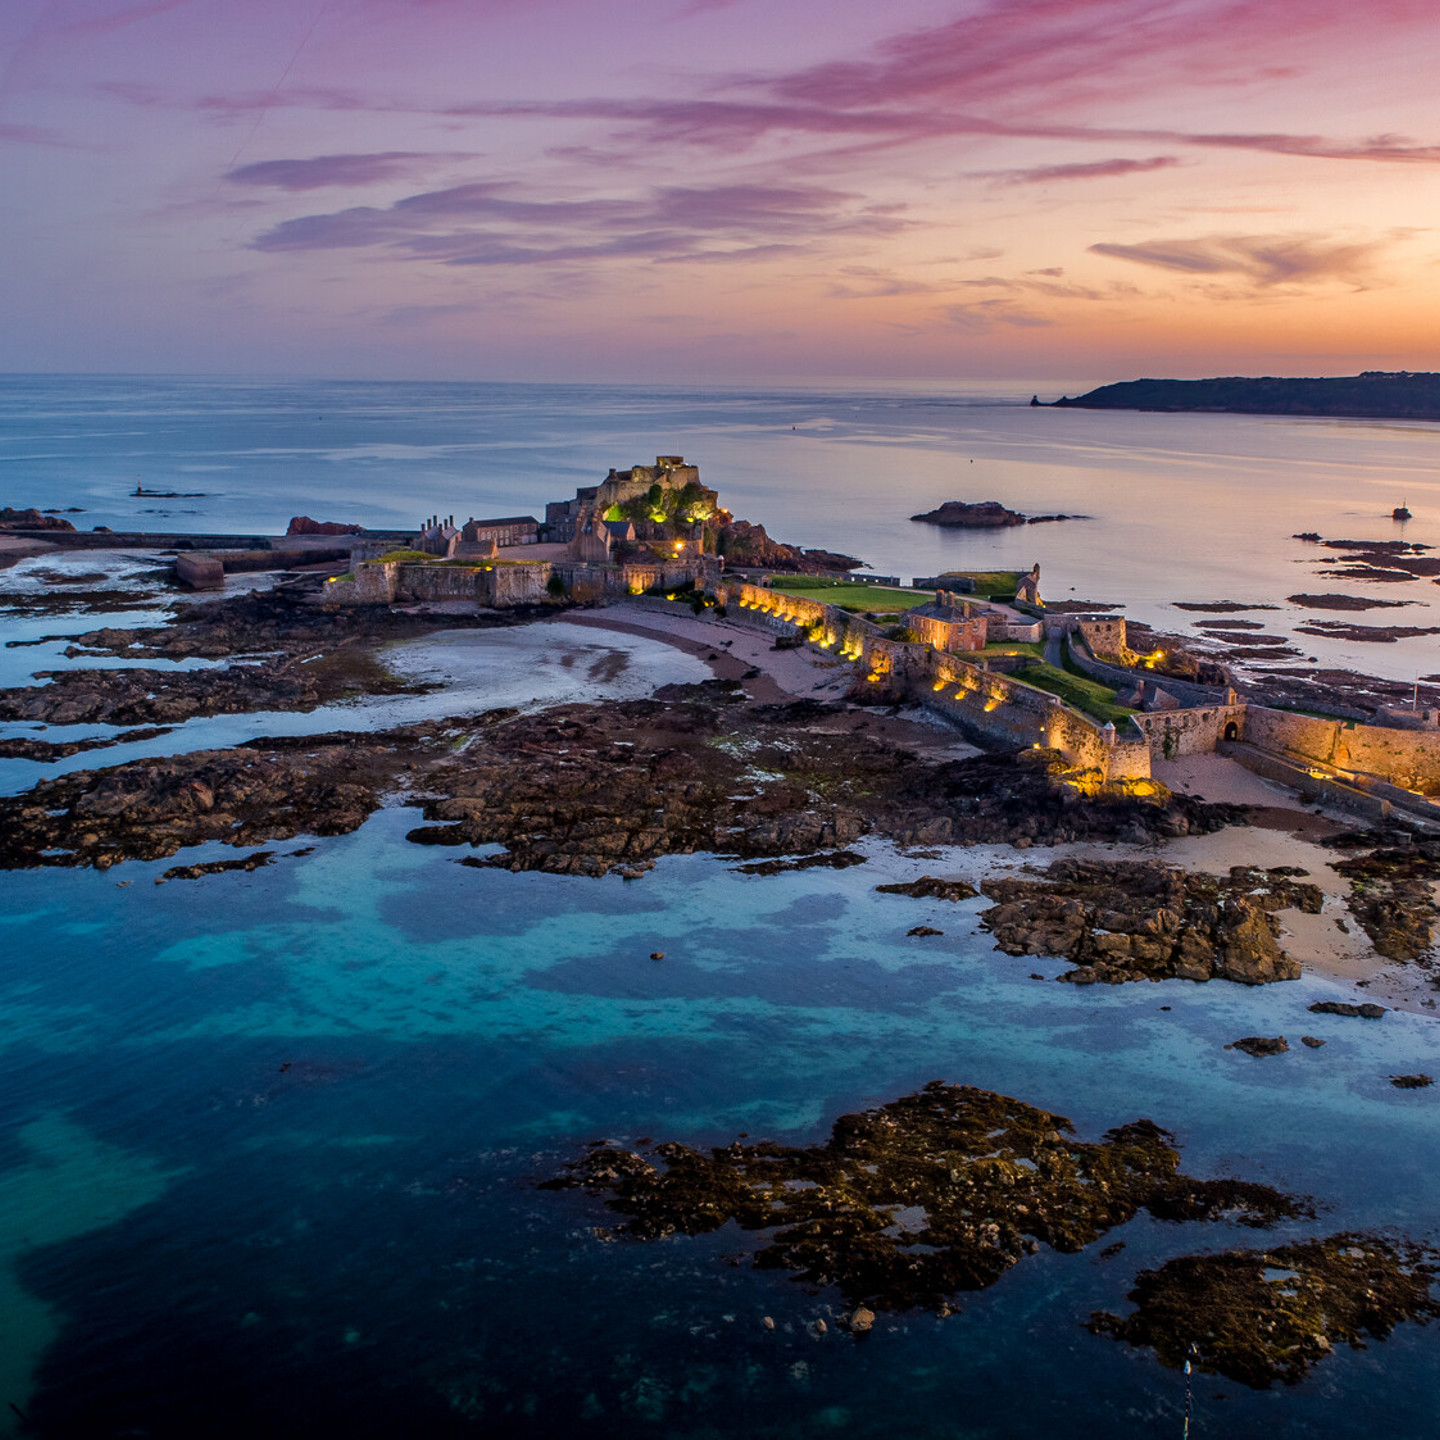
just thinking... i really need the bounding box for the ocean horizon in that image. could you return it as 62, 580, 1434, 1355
2, 374, 1440, 1438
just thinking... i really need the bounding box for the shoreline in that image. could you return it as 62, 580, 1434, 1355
563, 604, 1439, 1011
1, 557, 1435, 1016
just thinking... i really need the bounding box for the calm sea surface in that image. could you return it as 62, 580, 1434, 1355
1, 376, 1439, 1438
2, 373, 1440, 679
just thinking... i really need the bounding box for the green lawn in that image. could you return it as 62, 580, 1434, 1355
371, 548, 434, 564
935, 570, 1022, 598
768, 578, 932, 613
955, 641, 1046, 662
1011, 662, 1137, 726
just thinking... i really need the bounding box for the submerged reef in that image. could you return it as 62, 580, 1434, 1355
1090, 1235, 1440, 1388
971, 858, 1320, 985
544, 1081, 1307, 1314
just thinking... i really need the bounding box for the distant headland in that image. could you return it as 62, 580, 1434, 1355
1039, 372, 1440, 422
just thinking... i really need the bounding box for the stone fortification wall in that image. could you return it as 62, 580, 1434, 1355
328, 555, 712, 609
987, 619, 1044, 643
1244, 707, 1440, 795
1131, 705, 1246, 760
481, 564, 553, 607
1077, 617, 1128, 661
322, 562, 398, 604
1066, 635, 1227, 710
394, 566, 485, 603
720, 580, 1150, 780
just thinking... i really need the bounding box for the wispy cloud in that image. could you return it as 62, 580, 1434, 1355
227, 152, 473, 190
1089, 232, 1388, 286
974, 155, 1181, 185
943, 299, 1053, 332
250, 180, 911, 266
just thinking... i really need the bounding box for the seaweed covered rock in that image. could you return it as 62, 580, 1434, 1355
1325, 830, 1440, 961
1089, 1234, 1440, 1388
974, 859, 1319, 985
1226, 1036, 1289, 1057
875, 876, 978, 902
0, 732, 403, 870
544, 1082, 1307, 1314
0, 695, 1245, 877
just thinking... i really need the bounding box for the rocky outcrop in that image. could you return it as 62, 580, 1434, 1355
1325, 830, 1440, 961
44, 587, 532, 665
1226, 1036, 1289, 1056
545, 1081, 1306, 1314
286, 516, 363, 536
1090, 1234, 1440, 1388
0, 656, 432, 729
911, 500, 1027, 527
715, 519, 861, 573
0, 695, 1245, 876
409, 702, 1242, 878
0, 730, 408, 871
0, 506, 75, 532
0, 588, 541, 740
875, 876, 978, 902
973, 859, 1319, 985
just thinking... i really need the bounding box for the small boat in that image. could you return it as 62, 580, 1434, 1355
1394, 499, 1412, 520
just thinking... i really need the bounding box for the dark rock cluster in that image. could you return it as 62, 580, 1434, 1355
714, 518, 860, 573
973, 858, 1320, 985
0, 697, 1242, 877
1324, 829, 1440, 962
0, 730, 403, 871
544, 1081, 1306, 1313
1090, 1235, 1440, 1388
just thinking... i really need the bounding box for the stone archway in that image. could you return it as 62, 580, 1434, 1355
1223, 721, 1239, 742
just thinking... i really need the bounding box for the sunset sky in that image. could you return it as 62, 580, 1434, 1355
3, 0, 1440, 382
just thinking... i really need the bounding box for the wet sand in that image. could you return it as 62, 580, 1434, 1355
0, 536, 57, 571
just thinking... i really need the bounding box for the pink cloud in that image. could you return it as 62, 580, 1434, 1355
1088, 232, 1387, 286
943, 299, 1053, 332
975, 155, 1181, 185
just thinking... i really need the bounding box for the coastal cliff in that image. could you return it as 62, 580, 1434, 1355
1048, 372, 1440, 422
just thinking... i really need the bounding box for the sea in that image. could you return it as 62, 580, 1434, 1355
1, 375, 1439, 1439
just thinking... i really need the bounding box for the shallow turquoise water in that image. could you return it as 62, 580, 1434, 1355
2, 806, 1439, 1437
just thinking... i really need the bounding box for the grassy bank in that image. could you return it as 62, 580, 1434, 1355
768, 577, 930, 613
1013, 662, 1137, 726
934, 570, 1022, 598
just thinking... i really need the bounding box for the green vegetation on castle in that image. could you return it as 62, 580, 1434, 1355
769, 577, 931, 613
937, 570, 1022, 598
371, 548, 435, 564
1013, 662, 1137, 727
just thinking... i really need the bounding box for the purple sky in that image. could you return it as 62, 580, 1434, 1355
3, 0, 1439, 381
